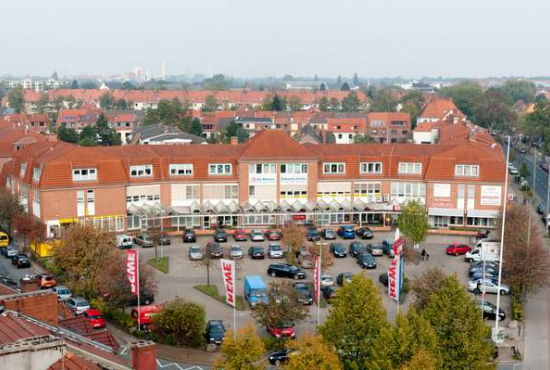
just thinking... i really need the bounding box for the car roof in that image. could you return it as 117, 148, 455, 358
207, 319, 224, 325
86, 308, 101, 315
54, 285, 70, 290
72, 297, 88, 303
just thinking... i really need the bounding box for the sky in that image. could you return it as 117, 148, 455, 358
1, 0, 549, 79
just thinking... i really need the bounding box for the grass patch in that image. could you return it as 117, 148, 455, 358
194, 285, 245, 311
148, 257, 169, 273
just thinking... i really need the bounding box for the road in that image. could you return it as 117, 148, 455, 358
514, 152, 550, 208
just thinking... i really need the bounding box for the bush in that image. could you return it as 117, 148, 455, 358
262, 336, 289, 351
151, 298, 205, 347
512, 295, 523, 321
105, 307, 135, 331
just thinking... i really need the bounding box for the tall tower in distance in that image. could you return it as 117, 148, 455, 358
161, 60, 166, 80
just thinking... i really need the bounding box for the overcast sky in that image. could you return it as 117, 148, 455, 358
1, 0, 549, 79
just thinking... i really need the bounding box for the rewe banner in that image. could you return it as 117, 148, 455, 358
126, 250, 139, 296
221, 259, 236, 307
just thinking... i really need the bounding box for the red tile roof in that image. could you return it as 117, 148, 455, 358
48, 352, 102, 370
240, 130, 316, 160
0, 314, 51, 345
419, 98, 465, 120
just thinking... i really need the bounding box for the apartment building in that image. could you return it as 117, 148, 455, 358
2, 130, 505, 238
367, 112, 411, 143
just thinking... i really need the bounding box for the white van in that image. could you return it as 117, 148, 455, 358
116, 234, 133, 249
464, 247, 481, 263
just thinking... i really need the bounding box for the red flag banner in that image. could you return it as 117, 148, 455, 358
314, 256, 320, 303
388, 255, 398, 301
221, 259, 236, 307
126, 250, 138, 296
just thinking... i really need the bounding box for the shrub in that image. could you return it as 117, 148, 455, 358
512, 295, 523, 321
151, 298, 205, 347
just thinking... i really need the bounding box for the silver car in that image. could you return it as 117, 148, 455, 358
229, 245, 244, 259
250, 230, 265, 242
268, 243, 284, 259
321, 273, 335, 287
66, 297, 90, 315
189, 245, 205, 261
53, 286, 72, 301
467, 279, 510, 295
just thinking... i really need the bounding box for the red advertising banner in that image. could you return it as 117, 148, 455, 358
388, 255, 398, 301
221, 259, 236, 307
314, 256, 320, 303
126, 250, 139, 296
393, 237, 404, 256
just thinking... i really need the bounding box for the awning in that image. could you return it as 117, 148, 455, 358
214, 202, 228, 214
467, 209, 500, 218
303, 201, 317, 212
240, 201, 254, 213
202, 200, 215, 213
172, 201, 200, 215
227, 201, 240, 213
127, 202, 173, 218
340, 199, 352, 211
328, 199, 342, 211
428, 208, 465, 217
353, 199, 367, 211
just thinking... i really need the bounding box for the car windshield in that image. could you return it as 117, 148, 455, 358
252, 247, 263, 252
58, 289, 70, 295
190, 247, 201, 253
209, 325, 225, 333
270, 245, 282, 251
289, 266, 299, 272
335, 245, 344, 251
231, 246, 241, 251
43, 276, 53, 281
88, 314, 102, 320
77, 302, 89, 307
251, 289, 267, 297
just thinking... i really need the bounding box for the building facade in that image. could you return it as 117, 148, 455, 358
1, 130, 505, 238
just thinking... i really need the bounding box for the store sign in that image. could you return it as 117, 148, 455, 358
126, 250, 139, 296
280, 173, 308, 185
221, 259, 236, 307
249, 174, 276, 184
433, 183, 451, 198
480, 186, 502, 206
481, 241, 500, 262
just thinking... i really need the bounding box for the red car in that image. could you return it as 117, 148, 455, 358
446, 243, 471, 256
266, 230, 282, 241
233, 229, 248, 242
83, 309, 105, 329
268, 323, 295, 339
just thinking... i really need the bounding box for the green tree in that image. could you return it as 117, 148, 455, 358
535, 94, 547, 104
522, 100, 550, 151
411, 267, 447, 311
80, 81, 98, 89
223, 120, 248, 143
329, 98, 340, 112
400, 90, 426, 127
35, 93, 50, 114
186, 118, 203, 137
78, 125, 97, 145
319, 274, 389, 370
8, 86, 25, 113
202, 74, 230, 90
114, 99, 128, 110
340, 91, 361, 112
99, 92, 115, 109
369, 88, 398, 112
203, 95, 219, 112
440, 81, 484, 119
319, 96, 330, 111
519, 162, 531, 179
397, 199, 428, 248
57, 124, 79, 143
502, 79, 536, 104
353, 73, 360, 86
400, 350, 437, 370
340, 82, 350, 91
288, 96, 302, 111
337, 75, 342, 88
0, 189, 23, 236
271, 94, 286, 111
285, 334, 342, 370
151, 298, 205, 347
143, 99, 183, 126
253, 281, 309, 329
353, 133, 374, 144
121, 81, 136, 90
71, 80, 79, 89
320, 83, 326, 91
95, 114, 121, 146
214, 323, 265, 370
474, 89, 517, 132
422, 276, 493, 370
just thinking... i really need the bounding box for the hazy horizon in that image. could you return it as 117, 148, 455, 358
1, 0, 549, 79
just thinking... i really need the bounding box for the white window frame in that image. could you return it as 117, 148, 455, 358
130, 165, 153, 178
281, 163, 308, 174
323, 162, 346, 175
33, 167, 42, 182
169, 164, 193, 176
398, 162, 422, 174
209, 163, 232, 176
455, 164, 480, 177
72, 168, 97, 181
360, 162, 383, 174
20, 162, 27, 178
251, 163, 276, 175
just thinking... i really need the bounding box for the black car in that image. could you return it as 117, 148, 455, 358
128, 289, 155, 306
213, 229, 228, 242
321, 229, 337, 240
357, 252, 377, 269
292, 282, 313, 305
336, 272, 354, 286
356, 227, 374, 239
537, 204, 546, 215
478, 301, 506, 321
205, 320, 226, 345
267, 263, 306, 279
379, 273, 389, 287
349, 241, 365, 257
159, 233, 171, 245
183, 229, 196, 243
322, 286, 337, 301
207, 242, 224, 259
307, 227, 321, 242
12, 254, 31, 268
268, 349, 293, 366
248, 246, 265, 259
330, 243, 347, 258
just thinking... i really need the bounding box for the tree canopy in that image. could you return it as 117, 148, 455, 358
369, 88, 398, 112
151, 298, 205, 347
285, 334, 342, 370
7, 86, 24, 113
340, 91, 361, 112
397, 199, 429, 246
253, 280, 309, 329
215, 323, 265, 370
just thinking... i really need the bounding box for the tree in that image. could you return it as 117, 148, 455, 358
8, 86, 25, 113
353, 133, 374, 144
501, 79, 536, 104
35, 93, 50, 114
400, 91, 426, 128
320, 83, 326, 91
253, 281, 309, 330
498, 204, 550, 296
309, 241, 334, 270
202, 74, 230, 90
151, 298, 205, 347
288, 96, 302, 111
369, 88, 398, 112
329, 98, 340, 112
0, 189, 23, 236
51, 71, 59, 80
519, 162, 531, 179
223, 120, 248, 143
121, 81, 136, 90
271, 94, 286, 111
114, 99, 128, 110
340, 82, 350, 91
71, 80, 79, 89
400, 350, 437, 370
319, 274, 389, 369
422, 276, 493, 370
440, 81, 484, 119
99, 92, 115, 109
195, 242, 219, 287
188, 118, 203, 137
202, 95, 219, 112
472, 89, 516, 132
337, 75, 342, 88
397, 199, 429, 249
285, 334, 342, 370
319, 96, 330, 111
95, 114, 121, 146
340, 91, 361, 112
143, 99, 185, 126
411, 267, 447, 311
353, 73, 360, 86
57, 124, 79, 143
214, 323, 265, 370
282, 222, 304, 254
80, 81, 98, 89
522, 100, 550, 152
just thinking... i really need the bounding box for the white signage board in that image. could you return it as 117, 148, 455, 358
481, 241, 500, 262
480, 186, 502, 206
433, 183, 451, 198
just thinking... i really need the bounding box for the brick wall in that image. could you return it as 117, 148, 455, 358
0, 292, 59, 326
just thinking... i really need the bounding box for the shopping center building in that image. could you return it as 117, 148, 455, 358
1, 130, 506, 238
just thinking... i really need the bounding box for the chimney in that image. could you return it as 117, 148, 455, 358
130, 340, 157, 370
20, 276, 38, 293
230, 136, 238, 145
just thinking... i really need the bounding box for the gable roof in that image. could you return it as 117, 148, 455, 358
0, 314, 51, 345
239, 130, 317, 160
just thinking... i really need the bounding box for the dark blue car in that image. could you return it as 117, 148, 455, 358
338, 225, 356, 239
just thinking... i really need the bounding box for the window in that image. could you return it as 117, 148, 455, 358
130, 165, 153, 178
203, 185, 238, 199
280, 190, 307, 199
251, 164, 276, 174
398, 162, 422, 174
126, 194, 160, 204
169, 164, 193, 176
87, 190, 95, 216
186, 185, 199, 200
209, 163, 232, 176
371, 120, 385, 127
20, 162, 26, 178
391, 120, 406, 126
127, 214, 141, 230
353, 183, 381, 197
455, 164, 479, 177
249, 186, 255, 196
281, 164, 308, 174
323, 163, 345, 174
391, 182, 426, 202
317, 190, 351, 198
33, 188, 40, 203
360, 162, 382, 174
33, 167, 42, 182
72, 168, 97, 181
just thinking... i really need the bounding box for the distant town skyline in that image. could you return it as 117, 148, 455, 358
1, 0, 549, 78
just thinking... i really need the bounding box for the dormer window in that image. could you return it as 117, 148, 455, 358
455, 164, 479, 177
130, 165, 153, 178
73, 168, 97, 181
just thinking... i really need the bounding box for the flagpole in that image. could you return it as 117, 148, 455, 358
137, 250, 141, 331
233, 267, 237, 340
317, 242, 321, 326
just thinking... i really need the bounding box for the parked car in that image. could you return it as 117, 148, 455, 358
36, 274, 56, 289
469, 265, 499, 276
229, 245, 244, 259
267, 323, 295, 339
268, 348, 294, 366
1, 245, 17, 259
356, 227, 373, 239
292, 282, 313, 305
349, 241, 365, 258
330, 242, 347, 258
233, 229, 248, 242
467, 279, 510, 295
266, 230, 282, 241
207, 242, 224, 259
131, 305, 163, 331
381, 240, 396, 258
338, 225, 356, 239
470, 269, 500, 281
189, 245, 205, 261
297, 250, 313, 268
183, 229, 196, 243
470, 260, 500, 270
508, 166, 518, 175
52, 286, 72, 301
477, 301, 506, 321
357, 253, 377, 269
0, 232, 9, 248
446, 243, 472, 256
322, 286, 337, 301
116, 234, 133, 249
12, 254, 31, 268
250, 229, 265, 242
66, 297, 90, 315
248, 246, 265, 259
321, 228, 337, 240
336, 272, 354, 286
128, 289, 155, 306
159, 233, 171, 246
367, 244, 384, 256
205, 320, 226, 345
307, 227, 321, 242
84, 309, 105, 329
321, 273, 335, 287
268, 243, 284, 259
213, 229, 228, 242
537, 204, 546, 215
379, 273, 389, 287
134, 232, 154, 248
267, 263, 306, 279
